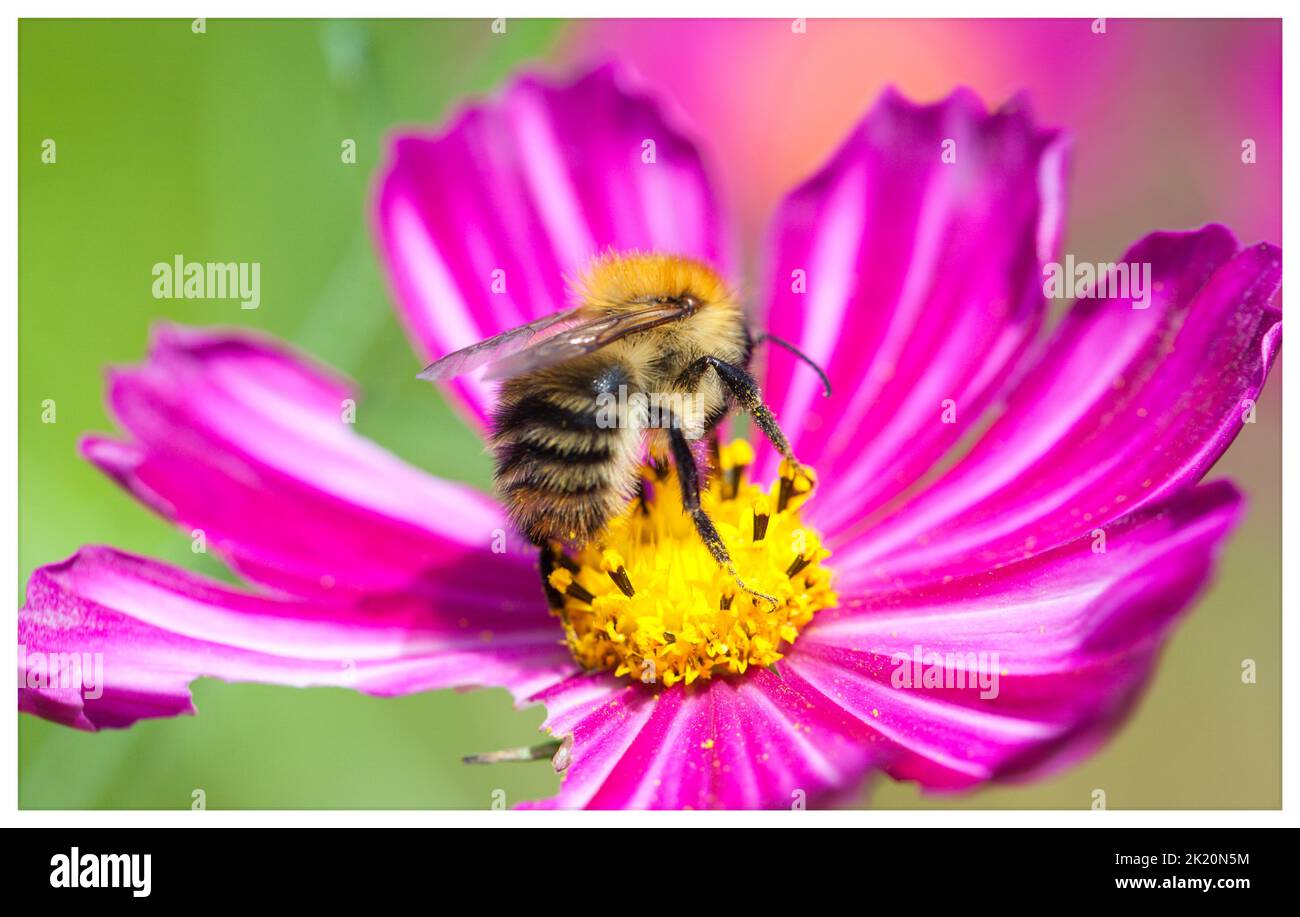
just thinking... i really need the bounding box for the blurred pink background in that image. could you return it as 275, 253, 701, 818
561, 19, 1280, 261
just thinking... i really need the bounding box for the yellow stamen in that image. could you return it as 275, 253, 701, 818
600, 549, 636, 598
752, 494, 771, 542
777, 459, 816, 513
719, 439, 755, 499
548, 567, 594, 604
547, 568, 573, 594
552, 440, 836, 686
720, 439, 755, 470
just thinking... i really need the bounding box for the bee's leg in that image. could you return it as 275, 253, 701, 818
682, 356, 797, 465
684, 356, 817, 513
635, 474, 652, 515
667, 423, 778, 610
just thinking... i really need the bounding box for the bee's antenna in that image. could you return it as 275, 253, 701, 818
754, 332, 832, 397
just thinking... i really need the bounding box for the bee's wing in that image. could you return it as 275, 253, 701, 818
480, 301, 692, 381
416, 307, 588, 382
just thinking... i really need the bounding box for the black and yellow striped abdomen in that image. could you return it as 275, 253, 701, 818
489, 357, 644, 546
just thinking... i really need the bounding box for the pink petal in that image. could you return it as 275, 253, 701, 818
517, 670, 877, 810
373, 63, 729, 428
837, 226, 1280, 583
83, 323, 534, 602
754, 87, 1068, 531
792, 482, 1242, 788
19, 547, 575, 732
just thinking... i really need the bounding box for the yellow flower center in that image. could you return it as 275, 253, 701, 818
548, 440, 837, 687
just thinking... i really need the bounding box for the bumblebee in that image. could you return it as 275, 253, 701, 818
419, 252, 828, 606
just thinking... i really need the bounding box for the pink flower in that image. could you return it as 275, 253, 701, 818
20, 66, 1280, 808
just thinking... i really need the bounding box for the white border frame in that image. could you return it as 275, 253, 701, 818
4, 2, 1293, 827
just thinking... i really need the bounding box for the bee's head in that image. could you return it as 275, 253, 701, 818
575, 251, 734, 314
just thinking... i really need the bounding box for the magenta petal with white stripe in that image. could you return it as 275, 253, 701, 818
754, 88, 1069, 524
517, 670, 878, 809
83, 324, 528, 602
794, 482, 1242, 788
835, 226, 1280, 587
373, 64, 729, 427
19, 547, 576, 732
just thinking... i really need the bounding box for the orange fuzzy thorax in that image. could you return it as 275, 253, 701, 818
574, 251, 738, 315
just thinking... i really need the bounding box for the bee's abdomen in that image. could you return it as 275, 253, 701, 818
490, 388, 639, 546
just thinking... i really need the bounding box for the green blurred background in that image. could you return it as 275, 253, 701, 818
19, 19, 1280, 809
